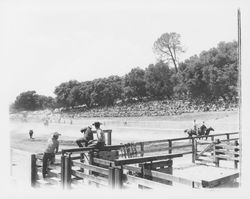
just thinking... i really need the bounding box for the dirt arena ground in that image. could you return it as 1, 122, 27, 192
9, 110, 240, 189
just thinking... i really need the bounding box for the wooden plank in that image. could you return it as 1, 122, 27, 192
61, 145, 123, 154
123, 165, 141, 173
148, 160, 172, 170
197, 140, 213, 144
47, 170, 61, 178
195, 158, 215, 164
71, 170, 109, 186
139, 160, 172, 171
140, 148, 192, 156
113, 153, 183, 166
139, 132, 238, 145
196, 143, 214, 159
201, 173, 239, 188
220, 138, 239, 142
71, 156, 81, 160
93, 158, 113, 166
126, 175, 170, 189
144, 169, 202, 188
214, 149, 240, 156
43, 177, 61, 185
35, 153, 44, 160
143, 147, 170, 154
181, 151, 193, 155
198, 153, 212, 158
144, 144, 192, 152
72, 161, 109, 175
215, 155, 240, 161
37, 167, 61, 178
216, 144, 240, 150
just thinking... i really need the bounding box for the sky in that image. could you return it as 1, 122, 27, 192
0, 0, 246, 103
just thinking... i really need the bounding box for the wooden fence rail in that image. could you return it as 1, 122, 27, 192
31, 132, 240, 188
194, 138, 240, 169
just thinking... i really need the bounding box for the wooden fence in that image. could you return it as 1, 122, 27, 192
31, 132, 240, 189
194, 137, 240, 169
60, 152, 205, 189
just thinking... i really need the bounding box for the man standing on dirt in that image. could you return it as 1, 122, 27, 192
29, 129, 34, 139
76, 126, 93, 147
42, 132, 61, 178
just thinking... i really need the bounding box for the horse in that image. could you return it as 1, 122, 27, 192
184, 129, 197, 138
197, 126, 207, 139
204, 127, 215, 140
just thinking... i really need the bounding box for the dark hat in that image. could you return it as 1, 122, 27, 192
92, 122, 102, 126
52, 132, 61, 137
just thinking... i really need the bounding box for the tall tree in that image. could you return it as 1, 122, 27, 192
13, 91, 39, 110
145, 61, 174, 99
123, 67, 146, 100
91, 76, 122, 107
174, 41, 238, 101
54, 80, 80, 108
153, 32, 184, 73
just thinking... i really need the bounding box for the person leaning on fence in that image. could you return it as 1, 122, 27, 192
76, 126, 93, 147
42, 132, 61, 178
88, 122, 105, 148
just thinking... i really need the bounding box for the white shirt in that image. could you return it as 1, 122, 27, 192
96, 129, 105, 143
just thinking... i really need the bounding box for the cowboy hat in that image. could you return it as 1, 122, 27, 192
52, 132, 61, 137
92, 122, 102, 126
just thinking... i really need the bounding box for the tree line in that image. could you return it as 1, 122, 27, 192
11, 33, 238, 111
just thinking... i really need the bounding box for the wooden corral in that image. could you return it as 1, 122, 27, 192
31, 131, 240, 189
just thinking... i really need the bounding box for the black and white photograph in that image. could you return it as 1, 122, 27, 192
1, 0, 250, 197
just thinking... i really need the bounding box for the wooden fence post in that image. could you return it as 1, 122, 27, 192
31, 154, 37, 187
192, 138, 196, 163
114, 166, 123, 189
61, 155, 66, 188
211, 135, 214, 141
107, 131, 112, 145
234, 140, 239, 169
108, 167, 115, 188
64, 155, 72, 189
214, 139, 220, 167
226, 134, 230, 141
140, 143, 144, 157
89, 151, 94, 175
168, 140, 172, 154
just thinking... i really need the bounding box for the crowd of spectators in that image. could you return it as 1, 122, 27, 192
10, 98, 239, 121
70, 98, 239, 118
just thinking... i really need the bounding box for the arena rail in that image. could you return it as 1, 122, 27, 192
31, 131, 239, 188
60, 152, 205, 189
194, 138, 240, 168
